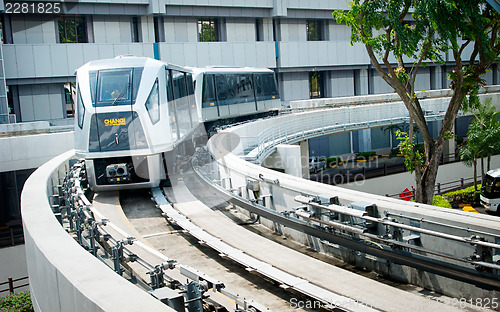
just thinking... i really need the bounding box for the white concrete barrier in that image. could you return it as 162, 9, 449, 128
21, 150, 172, 312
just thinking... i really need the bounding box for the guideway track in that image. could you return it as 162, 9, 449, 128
153, 187, 376, 312
160, 170, 475, 312
191, 152, 500, 291
63, 162, 271, 312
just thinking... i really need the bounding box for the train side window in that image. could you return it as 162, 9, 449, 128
233, 74, 254, 103
76, 86, 85, 129
202, 74, 216, 108
132, 68, 143, 103
168, 100, 179, 141
89, 71, 97, 104
186, 73, 197, 123
254, 73, 279, 101
215, 74, 231, 105
186, 73, 195, 95
166, 69, 173, 102
172, 70, 187, 99
145, 79, 160, 124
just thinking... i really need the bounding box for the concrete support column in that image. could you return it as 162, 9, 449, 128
299, 140, 310, 179
358, 129, 372, 153
261, 143, 306, 178
275, 144, 303, 178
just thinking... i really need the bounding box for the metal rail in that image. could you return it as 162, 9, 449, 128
0, 276, 29, 294
238, 100, 450, 163
58, 161, 269, 312
294, 197, 500, 252
192, 150, 500, 290
151, 187, 374, 312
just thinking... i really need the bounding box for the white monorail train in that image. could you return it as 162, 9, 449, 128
74, 56, 280, 191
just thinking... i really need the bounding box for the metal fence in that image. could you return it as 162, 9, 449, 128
386, 177, 480, 199
0, 276, 29, 295
0, 224, 24, 247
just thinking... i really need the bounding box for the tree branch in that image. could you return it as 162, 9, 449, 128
410, 30, 434, 96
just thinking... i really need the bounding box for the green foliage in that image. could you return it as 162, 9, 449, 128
390, 148, 401, 155
459, 99, 500, 183
432, 195, 452, 208
442, 185, 482, 205
326, 157, 342, 166
199, 22, 216, 42
395, 130, 424, 173
0, 291, 33, 312
355, 151, 376, 159
333, 0, 500, 204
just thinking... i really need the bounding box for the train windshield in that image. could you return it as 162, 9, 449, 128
482, 174, 500, 199
92, 68, 143, 107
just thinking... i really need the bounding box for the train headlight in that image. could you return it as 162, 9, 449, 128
106, 163, 131, 183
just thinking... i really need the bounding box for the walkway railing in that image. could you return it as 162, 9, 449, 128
239, 100, 449, 164
0, 224, 24, 247
385, 177, 480, 199
0, 276, 29, 295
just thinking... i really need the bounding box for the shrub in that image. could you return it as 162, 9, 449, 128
0, 291, 33, 312
414, 143, 425, 154
390, 148, 400, 155
326, 157, 342, 167
442, 185, 481, 206
432, 195, 452, 208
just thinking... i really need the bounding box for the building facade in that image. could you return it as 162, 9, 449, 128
0, 0, 498, 223
3, 0, 500, 124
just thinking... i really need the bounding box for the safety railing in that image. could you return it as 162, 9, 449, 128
0, 113, 16, 124
238, 100, 449, 164
385, 176, 481, 199
0, 276, 29, 295
0, 224, 24, 247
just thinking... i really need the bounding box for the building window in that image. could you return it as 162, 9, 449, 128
132, 16, 142, 43
58, 16, 87, 43
64, 83, 75, 118
307, 20, 323, 41
309, 71, 325, 98
198, 18, 219, 42
255, 18, 263, 41
154, 16, 165, 43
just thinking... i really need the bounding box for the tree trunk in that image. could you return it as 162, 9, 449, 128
414, 141, 443, 204
481, 156, 485, 181
473, 159, 477, 191
487, 155, 491, 172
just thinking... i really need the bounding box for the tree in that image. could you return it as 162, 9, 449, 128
459, 134, 480, 190
460, 99, 500, 189
199, 22, 217, 42
333, 1, 500, 204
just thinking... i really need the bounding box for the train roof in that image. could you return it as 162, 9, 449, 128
78, 56, 187, 72
486, 168, 500, 178
189, 66, 275, 75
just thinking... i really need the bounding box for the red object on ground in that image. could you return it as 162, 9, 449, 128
399, 188, 413, 201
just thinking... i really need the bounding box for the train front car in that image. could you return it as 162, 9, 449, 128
74, 56, 176, 191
